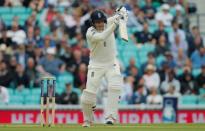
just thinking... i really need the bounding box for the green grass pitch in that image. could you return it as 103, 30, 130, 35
0, 124, 205, 131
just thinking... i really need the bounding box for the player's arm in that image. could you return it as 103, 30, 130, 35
86, 22, 118, 43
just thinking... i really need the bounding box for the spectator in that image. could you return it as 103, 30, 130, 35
130, 84, 146, 104
50, 11, 65, 33
141, 52, 156, 72
4, 0, 22, 6
129, 66, 141, 86
0, 44, 10, 63
26, 44, 35, 59
25, 26, 35, 45
74, 63, 87, 89
33, 45, 43, 63
0, 29, 13, 47
68, 50, 87, 73
40, 35, 56, 53
158, 61, 172, 82
25, 57, 39, 87
169, 20, 186, 44
178, 67, 195, 94
187, 26, 203, 56
24, 13, 38, 32
33, 26, 43, 45
71, 33, 86, 52
127, 4, 144, 30
121, 76, 134, 104
0, 61, 13, 87
126, 58, 138, 74
132, 22, 153, 44
164, 51, 177, 69
155, 4, 173, 27
13, 64, 30, 89
64, 8, 81, 38
80, 5, 94, 38
174, 48, 189, 69
147, 87, 162, 105
37, 47, 63, 76
0, 86, 9, 104
191, 47, 205, 69
58, 38, 72, 63
15, 45, 29, 69
41, 4, 57, 26
153, 21, 169, 43
174, 5, 188, 29
195, 64, 205, 93
142, 64, 160, 92
170, 34, 188, 59
164, 85, 181, 97
9, 56, 18, 75
8, 21, 26, 45
142, 0, 156, 20
160, 70, 180, 94
155, 34, 170, 56
60, 82, 79, 105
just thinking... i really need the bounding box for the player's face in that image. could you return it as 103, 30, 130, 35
94, 20, 104, 31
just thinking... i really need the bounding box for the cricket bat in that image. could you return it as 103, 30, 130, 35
117, 6, 128, 42
119, 19, 128, 42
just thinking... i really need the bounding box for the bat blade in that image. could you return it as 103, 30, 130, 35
119, 19, 128, 42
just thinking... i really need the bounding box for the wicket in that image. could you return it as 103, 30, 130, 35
40, 76, 56, 127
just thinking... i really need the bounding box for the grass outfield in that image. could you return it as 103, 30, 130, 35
0, 124, 205, 131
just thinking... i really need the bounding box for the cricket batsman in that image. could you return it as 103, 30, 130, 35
80, 7, 128, 127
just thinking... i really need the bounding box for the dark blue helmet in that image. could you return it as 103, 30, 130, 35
90, 10, 107, 25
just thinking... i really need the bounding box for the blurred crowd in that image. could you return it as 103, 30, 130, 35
0, 0, 205, 105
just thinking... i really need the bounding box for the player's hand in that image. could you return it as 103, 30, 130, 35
114, 16, 120, 25
115, 6, 128, 22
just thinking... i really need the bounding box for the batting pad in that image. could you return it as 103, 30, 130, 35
105, 87, 121, 121
81, 90, 97, 122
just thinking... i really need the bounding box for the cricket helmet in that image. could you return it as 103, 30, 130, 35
90, 10, 107, 25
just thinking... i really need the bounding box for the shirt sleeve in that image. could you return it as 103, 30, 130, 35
86, 23, 117, 43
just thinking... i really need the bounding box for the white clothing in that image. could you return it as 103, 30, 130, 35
86, 16, 118, 68
0, 86, 9, 104
169, 29, 186, 44
82, 15, 123, 121
64, 14, 77, 28
121, 82, 132, 102
155, 12, 173, 27
143, 73, 160, 91
147, 94, 162, 104
161, 79, 181, 93
7, 30, 26, 44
